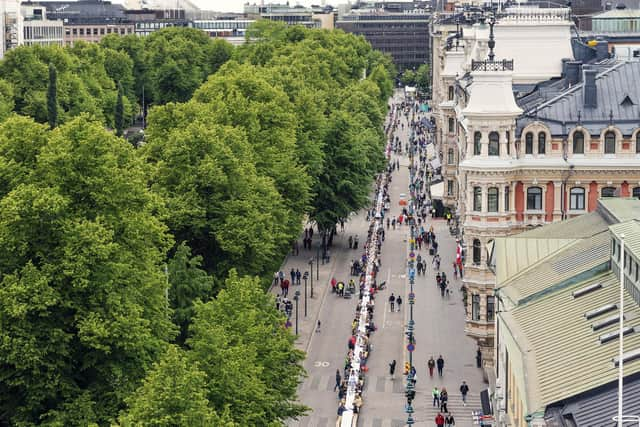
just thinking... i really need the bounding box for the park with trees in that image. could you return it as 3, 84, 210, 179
0, 23, 394, 426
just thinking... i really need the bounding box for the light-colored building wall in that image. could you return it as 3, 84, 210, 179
64, 23, 134, 45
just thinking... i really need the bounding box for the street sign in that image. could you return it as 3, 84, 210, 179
409, 292, 415, 299
407, 343, 415, 352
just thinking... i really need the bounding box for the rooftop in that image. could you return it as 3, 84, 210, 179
496, 231, 611, 306
517, 61, 640, 136
503, 271, 640, 413
593, 8, 640, 19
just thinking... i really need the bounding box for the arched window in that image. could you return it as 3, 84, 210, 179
448, 117, 455, 133
474, 131, 482, 155
569, 187, 585, 210
538, 132, 546, 154
573, 131, 584, 154
604, 131, 616, 154
633, 187, 640, 199
472, 239, 481, 265
487, 187, 499, 212
448, 85, 454, 100
488, 131, 500, 156
526, 186, 542, 210
525, 132, 533, 154
636, 132, 640, 153
447, 148, 455, 165
473, 186, 482, 211
601, 186, 616, 197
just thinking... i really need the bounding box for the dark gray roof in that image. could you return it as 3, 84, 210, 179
545, 374, 640, 427
517, 61, 640, 136
25, 1, 127, 23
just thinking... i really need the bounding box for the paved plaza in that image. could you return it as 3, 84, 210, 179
272, 96, 486, 427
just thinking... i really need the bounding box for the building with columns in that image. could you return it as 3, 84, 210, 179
432, 6, 640, 369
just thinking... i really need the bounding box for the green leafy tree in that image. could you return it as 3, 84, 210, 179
120, 345, 234, 427
0, 116, 175, 426
47, 63, 57, 128
167, 242, 214, 345
115, 81, 124, 136
415, 63, 430, 94
187, 271, 307, 425
143, 103, 291, 280
400, 68, 417, 86
0, 78, 14, 120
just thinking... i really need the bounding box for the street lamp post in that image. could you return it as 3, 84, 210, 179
303, 271, 308, 317
316, 246, 320, 280
308, 259, 314, 299
294, 290, 300, 336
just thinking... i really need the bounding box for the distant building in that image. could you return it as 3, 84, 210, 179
21, 4, 64, 47
0, 1, 63, 58
190, 16, 255, 46
124, 9, 189, 36
336, 6, 430, 71
244, 3, 321, 28
592, 8, 640, 32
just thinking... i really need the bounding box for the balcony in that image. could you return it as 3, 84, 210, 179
471, 59, 514, 72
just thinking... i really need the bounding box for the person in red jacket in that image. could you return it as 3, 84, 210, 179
435, 412, 445, 427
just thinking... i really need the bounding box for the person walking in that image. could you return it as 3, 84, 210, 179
316, 320, 321, 333
396, 295, 403, 312
353, 235, 359, 249
348, 235, 353, 249
435, 412, 445, 427
295, 269, 301, 286
336, 401, 346, 427
290, 268, 296, 285
334, 369, 341, 391
440, 387, 449, 413
432, 386, 440, 407
428, 356, 436, 378
445, 413, 455, 426
437, 355, 445, 377
389, 359, 397, 380
389, 293, 396, 312
459, 381, 469, 406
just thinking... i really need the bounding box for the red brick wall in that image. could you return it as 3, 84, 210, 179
515, 181, 524, 221
545, 182, 554, 221
588, 181, 598, 212
621, 181, 630, 197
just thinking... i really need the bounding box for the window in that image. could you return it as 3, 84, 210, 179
473, 187, 482, 211
506, 130, 511, 155
538, 132, 546, 154
601, 186, 616, 197
605, 131, 616, 154
570, 187, 585, 210
448, 85, 454, 100
488, 187, 499, 212
447, 148, 455, 165
634, 187, 640, 199
474, 131, 481, 155
504, 186, 510, 211
636, 132, 640, 153
487, 296, 495, 321
448, 117, 455, 133
472, 239, 481, 265
472, 294, 481, 320
573, 131, 585, 154
527, 186, 542, 210
525, 132, 533, 154
488, 131, 500, 156
447, 180, 454, 196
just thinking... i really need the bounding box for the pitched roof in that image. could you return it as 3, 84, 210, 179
503, 271, 640, 413
610, 220, 640, 260
497, 231, 611, 306
599, 198, 640, 223
517, 61, 640, 136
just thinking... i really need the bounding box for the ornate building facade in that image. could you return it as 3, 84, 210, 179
431, 6, 640, 369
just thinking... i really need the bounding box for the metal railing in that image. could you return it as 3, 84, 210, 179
471, 59, 514, 72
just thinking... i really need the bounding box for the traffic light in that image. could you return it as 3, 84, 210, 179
404, 362, 410, 375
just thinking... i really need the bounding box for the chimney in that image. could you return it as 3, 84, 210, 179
563, 59, 582, 85
583, 68, 597, 108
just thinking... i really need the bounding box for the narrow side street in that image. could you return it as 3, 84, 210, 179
277, 92, 486, 427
